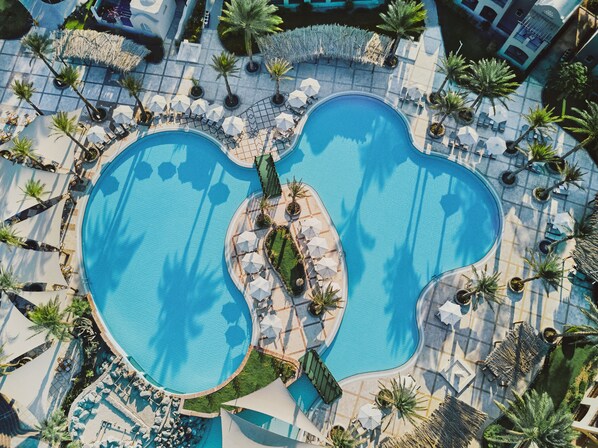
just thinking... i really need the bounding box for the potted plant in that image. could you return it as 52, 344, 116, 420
428, 89, 466, 138
210, 51, 241, 110
266, 57, 292, 106
501, 142, 558, 187
508, 250, 564, 294
505, 105, 560, 156
307, 284, 342, 317
189, 77, 204, 99
328, 425, 356, 448
255, 194, 273, 228
374, 377, 425, 431
542, 326, 558, 344
533, 162, 585, 203
286, 177, 307, 217
429, 52, 469, 104
455, 265, 503, 311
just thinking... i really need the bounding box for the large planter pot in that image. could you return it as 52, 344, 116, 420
542, 327, 558, 345
508, 277, 525, 293
328, 426, 346, 440
91, 107, 108, 123
256, 213, 272, 229
286, 202, 301, 218
384, 56, 398, 69
532, 187, 550, 203
224, 94, 240, 110
455, 289, 471, 306
538, 239, 552, 254
428, 123, 445, 139
427, 91, 442, 105
503, 142, 520, 157
53, 78, 69, 90
271, 94, 285, 107
245, 61, 260, 74
457, 108, 475, 125
500, 171, 518, 187
307, 301, 323, 318
189, 86, 204, 99
137, 111, 154, 126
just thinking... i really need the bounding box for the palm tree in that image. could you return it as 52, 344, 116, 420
11, 79, 43, 116
0, 265, 22, 294
21, 32, 60, 78
466, 58, 519, 111
0, 224, 24, 248
561, 101, 598, 161
429, 89, 467, 135
507, 105, 560, 151
28, 296, 72, 342
9, 137, 43, 169
266, 57, 292, 104
309, 284, 342, 316
57, 65, 102, 118
509, 250, 564, 293
66, 296, 91, 318
220, 0, 282, 71
375, 377, 425, 431
287, 176, 307, 215
434, 51, 469, 96
488, 390, 576, 448
378, 0, 427, 63
210, 51, 240, 106
502, 142, 559, 185
551, 213, 593, 248
36, 410, 70, 448
561, 295, 598, 344
327, 426, 357, 448
535, 162, 585, 201
118, 74, 147, 120
50, 111, 91, 158
21, 179, 47, 204
256, 194, 273, 228
458, 265, 503, 311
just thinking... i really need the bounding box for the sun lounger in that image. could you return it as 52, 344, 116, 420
498, 121, 506, 133
476, 112, 487, 128
398, 86, 407, 105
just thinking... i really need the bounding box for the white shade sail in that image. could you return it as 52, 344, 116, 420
223, 378, 325, 440
553, 212, 575, 234
205, 105, 224, 122
438, 300, 462, 326
190, 98, 209, 116
457, 126, 479, 147
85, 126, 106, 144
0, 244, 67, 286
12, 198, 67, 248
288, 90, 307, 108
15, 109, 82, 170
16, 289, 68, 308
170, 95, 191, 113
358, 403, 383, 430
487, 104, 509, 123
112, 105, 134, 124
0, 157, 71, 222
300, 78, 320, 97
485, 136, 506, 156
275, 112, 295, 132
241, 252, 265, 274
260, 313, 283, 338
307, 237, 329, 259
315, 257, 337, 278
249, 276, 272, 301
221, 410, 321, 448
299, 218, 322, 239
0, 293, 48, 362
222, 116, 245, 136
149, 95, 167, 113
236, 231, 258, 253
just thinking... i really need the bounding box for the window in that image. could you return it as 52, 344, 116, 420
491, 0, 507, 7
505, 44, 529, 64
526, 35, 542, 51
480, 6, 498, 21
514, 26, 527, 42
515, 8, 524, 17
461, 0, 478, 11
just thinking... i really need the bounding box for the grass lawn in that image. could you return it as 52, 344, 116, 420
182, 349, 296, 414
265, 226, 305, 296
0, 0, 32, 40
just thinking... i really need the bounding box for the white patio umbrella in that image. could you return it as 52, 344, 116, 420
407, 85, 423, 100
457, 126, 479, 148
275, 112, 295, 131
315, 257, 337, 278
307, 237, 329, 259
485, 136, 506, 156
205, 105, 224, 122
288, 90, 308, 108
112, 105, 134, 124
86, 126, 106, 144
300, 78, 320, 97
438, 300, 462, 326
190, 98, 209, 116
357, 404, 383, 430
299, 217, 322, 239
260, 313, 283, 339
249, 276, 272, 301
553, 212, 575, 234
241, 252, 264, 274
222, 116, 245, 136
171, 95, 191, 113
149, 95, 167, 113
488, 104, 509, 123
236, 231, 258, 253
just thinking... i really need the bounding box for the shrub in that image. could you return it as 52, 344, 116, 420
483, 424, 504, 448
183, 0, 207, 42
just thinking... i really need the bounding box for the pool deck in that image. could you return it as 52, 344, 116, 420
1, 0, 598, 443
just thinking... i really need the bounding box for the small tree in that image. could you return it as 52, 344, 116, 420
0, 265, 22, 294
507, 105, 560, 151
0, 225, 24, 248
510, 250, 564, 293
28, 296, 72, 342
36, 410, 70, 448
256, 194, 273, 228
21, 32, 60, 78
466, 58, 519, 111
286, 176, 307, 215
11, 79, 43, 116
21, 179, 47, 204
0, 344, 18, 376
375, 376, 425, 431
457, 265, 503, 311
118, 74, 147, 120
429, 89, 467, 135
561, 101, 598, 161
57, 64, 101, 118
51, 111, 93, 159
9, 137, 44, 169
378, 0, 426, 64
502, 142, 558, 185
308, 284, 342, 316
328, 426, 357, 448
550, 61, 588, 109
434, 51, 469, 97
211, 51, 240, 107
535, 162, 585, 201
266, 57, 292, 104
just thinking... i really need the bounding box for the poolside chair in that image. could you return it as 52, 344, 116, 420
476, 112, 488, 128
416, 96, 425, 114
398, 86, 408, 105
498, 121, 506, 133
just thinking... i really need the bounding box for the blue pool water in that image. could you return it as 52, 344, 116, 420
82, 94, 501, 403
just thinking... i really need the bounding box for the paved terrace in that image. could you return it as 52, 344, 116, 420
0, 0, 597, 444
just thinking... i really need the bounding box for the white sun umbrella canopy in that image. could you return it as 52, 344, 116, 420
249, 276, 272, 301
485, 136, 506, 155
553, 212, 575, 234
315, 257, 338, 278
260, 313, 283, 338
275, 112, 295, 132
288, 90, 308, 108
149, 94, 167, 113
236, 230, 258, 253
438, 300, 462, 326
171, 95, 191, 113
86, 125, 106, 144
488, 104, 509, 123
205, 105, 224, 122
300, 78, 320, 97
112, 105, 134, 124
241, 252, 265, 274
222, 116, 245, 136
407, 85, 423, 100
190, 98, 209, 116
457, 126, 479, 148
307, 236, 329, 259
299, 217, 322, 239
358, 403, 383, 430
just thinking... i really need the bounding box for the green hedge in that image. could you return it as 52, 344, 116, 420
265, 226, 306, 296
182, 0, 207, 43
0, 0, 32, 40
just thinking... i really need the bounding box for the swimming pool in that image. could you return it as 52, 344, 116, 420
81, 93, 501, 399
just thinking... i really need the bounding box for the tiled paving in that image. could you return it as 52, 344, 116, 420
1, 0, 598, 444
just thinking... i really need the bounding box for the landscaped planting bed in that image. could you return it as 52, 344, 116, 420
0, 0, 32, 39
265, 225, 306, 296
